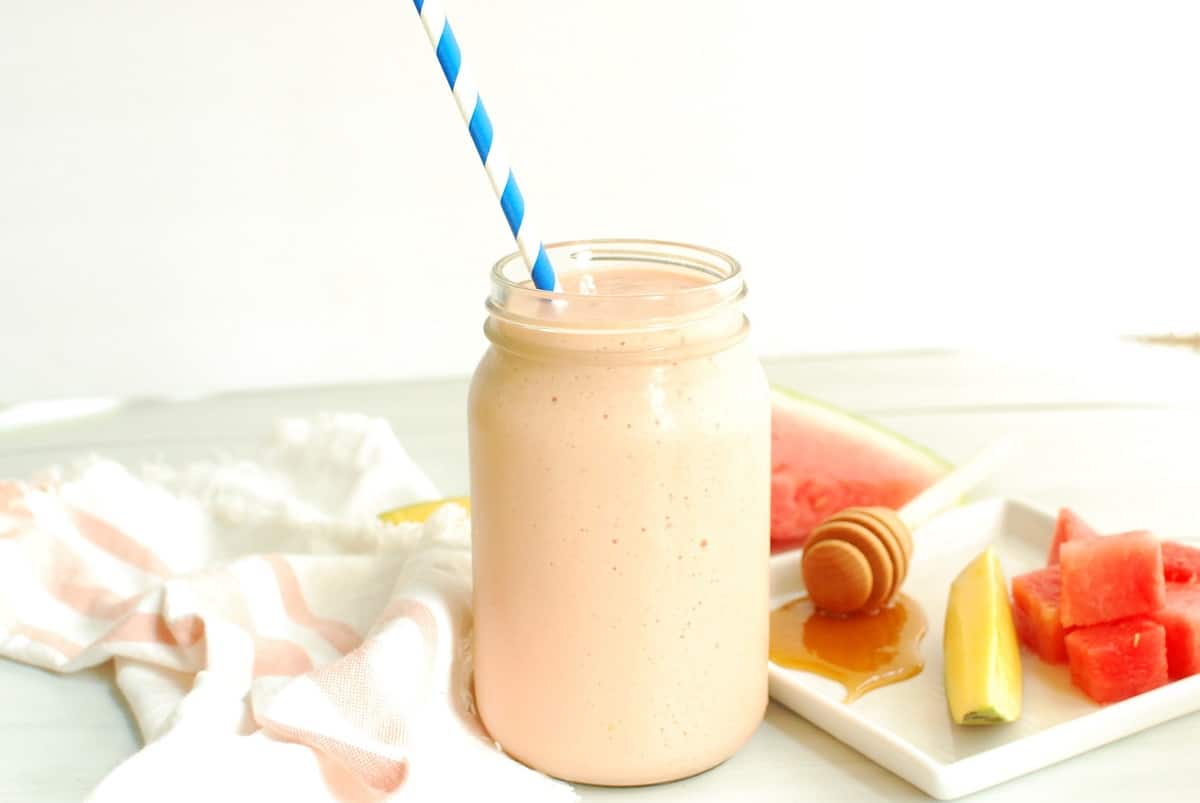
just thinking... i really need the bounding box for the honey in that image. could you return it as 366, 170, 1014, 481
769, 594, 927, 702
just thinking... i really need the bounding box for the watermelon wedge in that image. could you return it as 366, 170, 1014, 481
1065, 618, 1169, 704
1011, 565, 1070, 663
1016, 514, 1194, 703
1046, 508, 1100, 565
1162, 541, 1200, 584
1150, 583, 1200, 679
1060, 530, 1166, 628
770, 389, 950, 549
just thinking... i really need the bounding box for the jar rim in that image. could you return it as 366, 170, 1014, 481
490, 238, 743, 301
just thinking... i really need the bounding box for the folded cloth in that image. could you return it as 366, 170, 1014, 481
0, 414, 577, 802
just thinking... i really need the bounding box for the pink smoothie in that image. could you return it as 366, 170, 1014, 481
469, 250, 770, 785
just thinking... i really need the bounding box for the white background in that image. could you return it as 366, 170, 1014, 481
2, 1, 1198, 403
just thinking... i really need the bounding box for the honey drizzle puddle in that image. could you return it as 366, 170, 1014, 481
769, 594, 928, 703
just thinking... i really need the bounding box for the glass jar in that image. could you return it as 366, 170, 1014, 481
468, 239, 770, 785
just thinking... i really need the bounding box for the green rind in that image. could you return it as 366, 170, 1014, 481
770, 386, 953, 474
960, 708, 1017, 725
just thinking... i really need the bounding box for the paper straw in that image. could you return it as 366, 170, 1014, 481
410, 0, 558, 291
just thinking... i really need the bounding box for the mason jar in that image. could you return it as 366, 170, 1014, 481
468, 239, 770, 785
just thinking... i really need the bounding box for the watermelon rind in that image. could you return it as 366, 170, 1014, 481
770, 386, 953, 475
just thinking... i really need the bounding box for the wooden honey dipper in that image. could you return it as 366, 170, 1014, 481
803, 507, 912, 614
801, 441, 1013, 615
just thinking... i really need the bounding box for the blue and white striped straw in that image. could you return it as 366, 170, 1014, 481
411, 0, 558, 291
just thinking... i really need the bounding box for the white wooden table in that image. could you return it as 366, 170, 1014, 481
3, 347, 1198, 802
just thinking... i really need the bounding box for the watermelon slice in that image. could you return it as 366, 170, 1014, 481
1162, 541, 1200, 584
770, 389, 950, 549
1046, 508, 1100, 565
1011, 565, 1070, 663
1065, 617, 1169, 704
1150, 583, 1200, 679
1059, 530, 1166, 628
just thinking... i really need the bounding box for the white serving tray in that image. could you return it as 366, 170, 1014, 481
768, 498, 1200, 800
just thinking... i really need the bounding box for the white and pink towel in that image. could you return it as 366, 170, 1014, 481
0, 414, 577, 802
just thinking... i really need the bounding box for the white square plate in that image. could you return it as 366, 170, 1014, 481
768, 498, 1200, 800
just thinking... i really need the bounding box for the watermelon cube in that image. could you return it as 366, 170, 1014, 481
1150, 583, 1200, 679
1011, 566, 1070, 663
1047, 508, 1100, 565
1060, 530, 1165, 628
1065, 618, 1169, 704
1162, 541, 1200, 584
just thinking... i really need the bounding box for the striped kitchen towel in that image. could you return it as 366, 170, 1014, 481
0, 414, 576, 802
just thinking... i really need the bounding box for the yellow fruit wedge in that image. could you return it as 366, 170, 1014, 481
379, 497, 470, 524
943, 545, 1023, 725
